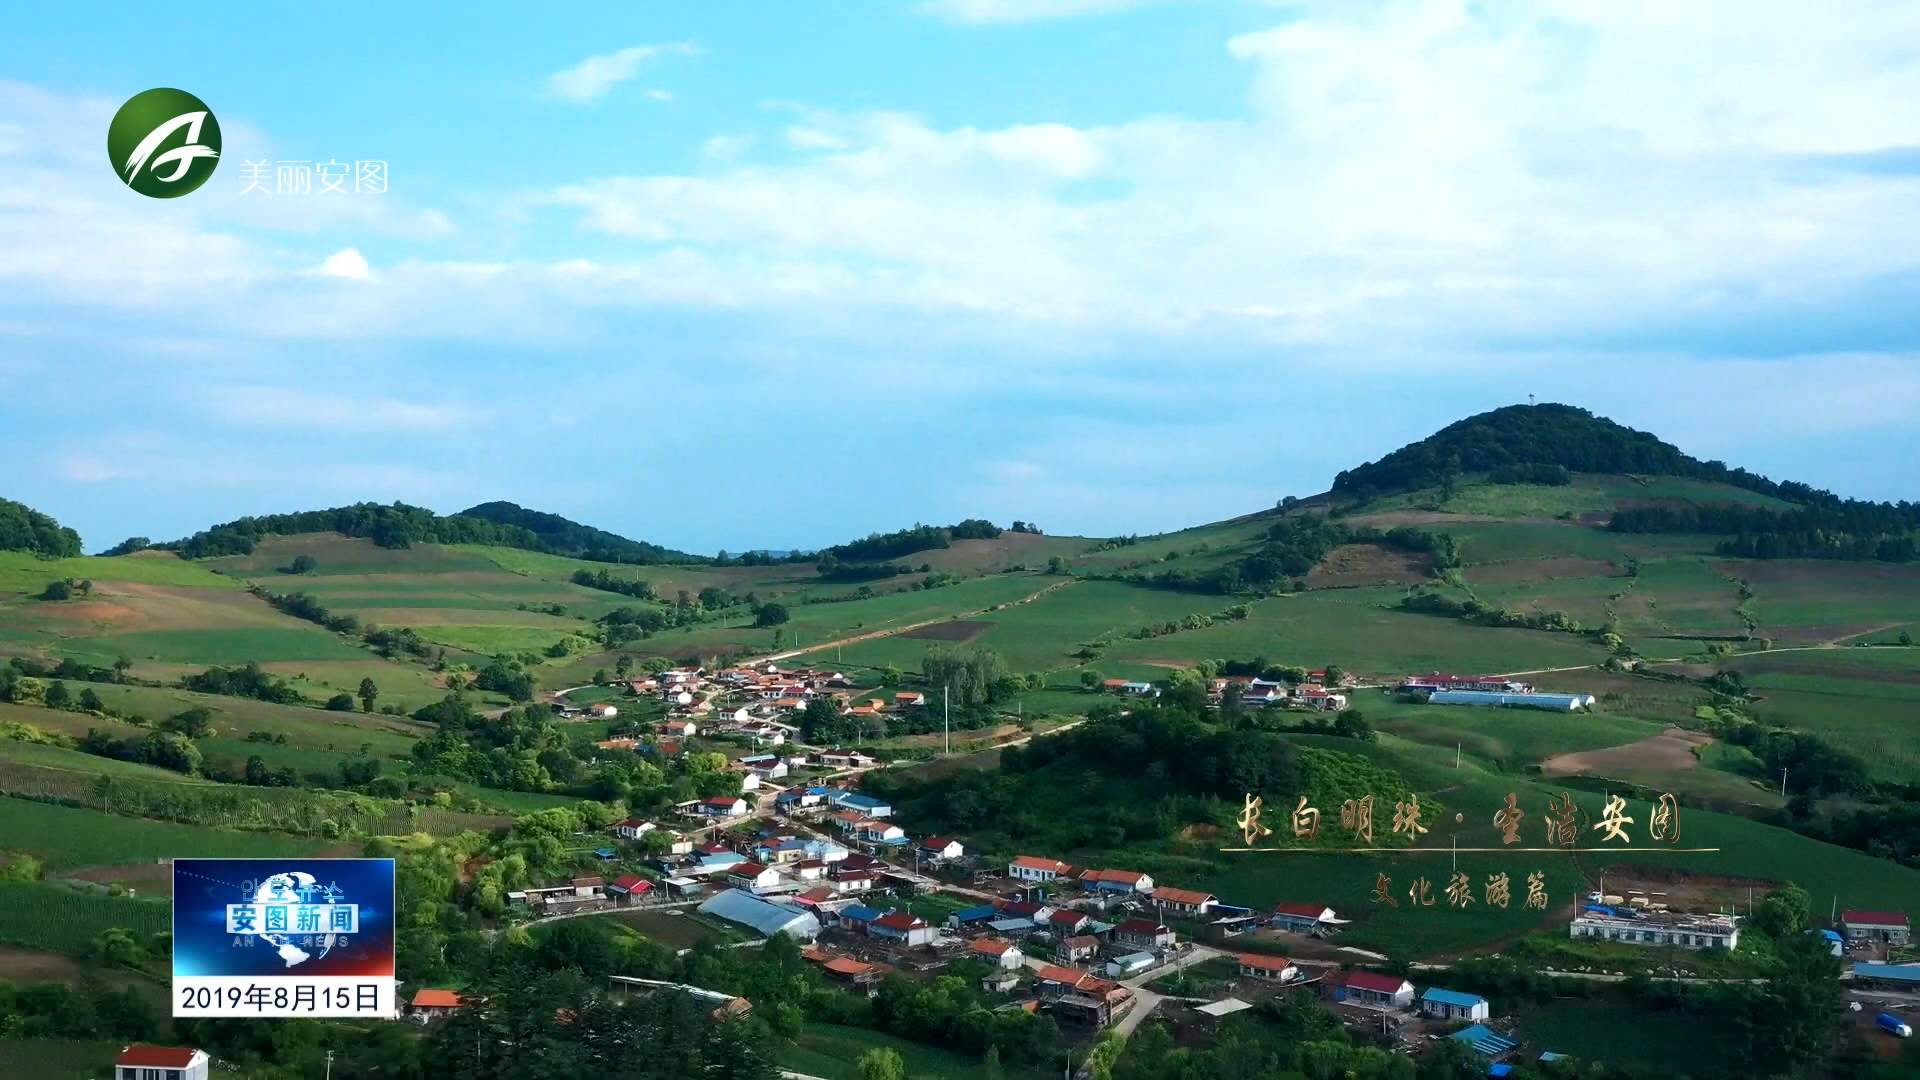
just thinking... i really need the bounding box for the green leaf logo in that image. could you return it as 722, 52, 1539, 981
107, 87, 222, 198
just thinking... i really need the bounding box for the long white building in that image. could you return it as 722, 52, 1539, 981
1569, 908, 1738, 951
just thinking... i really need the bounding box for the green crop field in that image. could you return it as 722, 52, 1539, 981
41, 684, 422, 754
1097, 586, 1608, 676
50, 626, 374, 667
0, 550, 242, 594
0, 881, 170, 954
0, 795, 332, 869
0, 1039, 124, 1078
1359, 692, 1666, 767
781, 1023, 1047, 1080
1517, 1000, 1739, 1073
1720, 647, 1920, 781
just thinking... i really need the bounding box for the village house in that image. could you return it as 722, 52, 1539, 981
409, 989, 463, 1022
1292, 686, 1348, 711
791, 859, 828, 881
1032, 964, 1134, 1027
818, 749, 880, 768
597, 736, 641, 751
1236, 953, 1298, 982
608, 875, 654, 906
918, 836, 965, 862
1060, 934, 1101, 964
587, 703, 618, 719
1112, 918, 1177, 949
753, 836, 809, 864
571, 876, 605, 897
1842, 910, 1912, 946
1420, 987, 1491, 1022
1334, 970, 1415, 1009
116, 1045, 211, 1080
837, 904, 884, 934
831, 870, 875, 894
1048, 908, 1092, 935
613, 817, 655, 840
775, 786, 828, 811
969, 937, 1026, 969
1270, 902, 1340, 935
1152, 887, 1218, 918
1305, 668, 1361, 688
700, 796, 750, 819
1081, 868, 1155, 895
894, 691, 927, 708
1243, 681, 1289, 707
821, 955, 883, 991
829, 791, 893, 817
870, 910, 937, 947
1106, 951, 1157, 978
660, 719, 698, 738
1008, 855, 1073, 883
741, 754, 789, 780
854, 819, 907, 845
727, 862, 784, 892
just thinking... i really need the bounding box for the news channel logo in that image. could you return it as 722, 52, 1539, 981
172, 858, 396, 1018
108, 88, 222, 198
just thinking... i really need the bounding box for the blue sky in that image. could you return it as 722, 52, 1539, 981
4, 0, 1919, 554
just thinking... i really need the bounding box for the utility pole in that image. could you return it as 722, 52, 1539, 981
1455, 742, 1461, 769
326, 1051, 334, 1080
944, 684, 951, 755
1780, 767, 1789, 798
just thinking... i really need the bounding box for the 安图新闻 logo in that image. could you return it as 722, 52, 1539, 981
107, 87, 222, 198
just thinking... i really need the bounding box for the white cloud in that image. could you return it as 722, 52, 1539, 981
643, 89, 675, 103
545, 43, 697, 103
317, 248, 370, 281
204, 386, 480, 431
921, 0, 1161, 24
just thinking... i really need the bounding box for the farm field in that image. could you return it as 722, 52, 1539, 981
1356, 691, 1667, 768
1066, 514, 1274, 574
0, 1039, 125, 1078
1, 686, 422, 765
1098, 586, 1609, 676
0, 549, 242, 594
0, 881, 170, 954
1516, 1000, 1738, 1074
1430, 522, 1719, 565
634, 572, 1060, 662
598, 908, 729, 950
1723, 647, 1920, 781
835, 580, 1234, 676
0, 795, 333, 870
0, 735, 221, 782
780, 1022, 1047, 1080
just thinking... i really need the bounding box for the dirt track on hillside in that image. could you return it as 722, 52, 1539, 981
751, 578, 1079, 664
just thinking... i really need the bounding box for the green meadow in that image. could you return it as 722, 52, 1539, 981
0, 550, 241, 594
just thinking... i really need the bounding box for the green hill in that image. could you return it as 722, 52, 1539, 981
456, 500, 705, 564
1331, 403, 1812, 504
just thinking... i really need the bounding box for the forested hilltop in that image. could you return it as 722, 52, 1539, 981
151, 501, 703, 564
1330, 403, 1920, 562
457, 501, 704, 564
0, 498, 81, 557
1331, 403, 1813, 502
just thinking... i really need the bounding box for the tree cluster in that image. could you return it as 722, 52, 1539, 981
1329, 403, 1805, 504
0, 497, 82, 557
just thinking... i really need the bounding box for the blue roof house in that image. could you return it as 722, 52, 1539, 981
829, 792, 893, 818
1449, 1025, 1518, 1057
1420, 987, 1491, 1022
